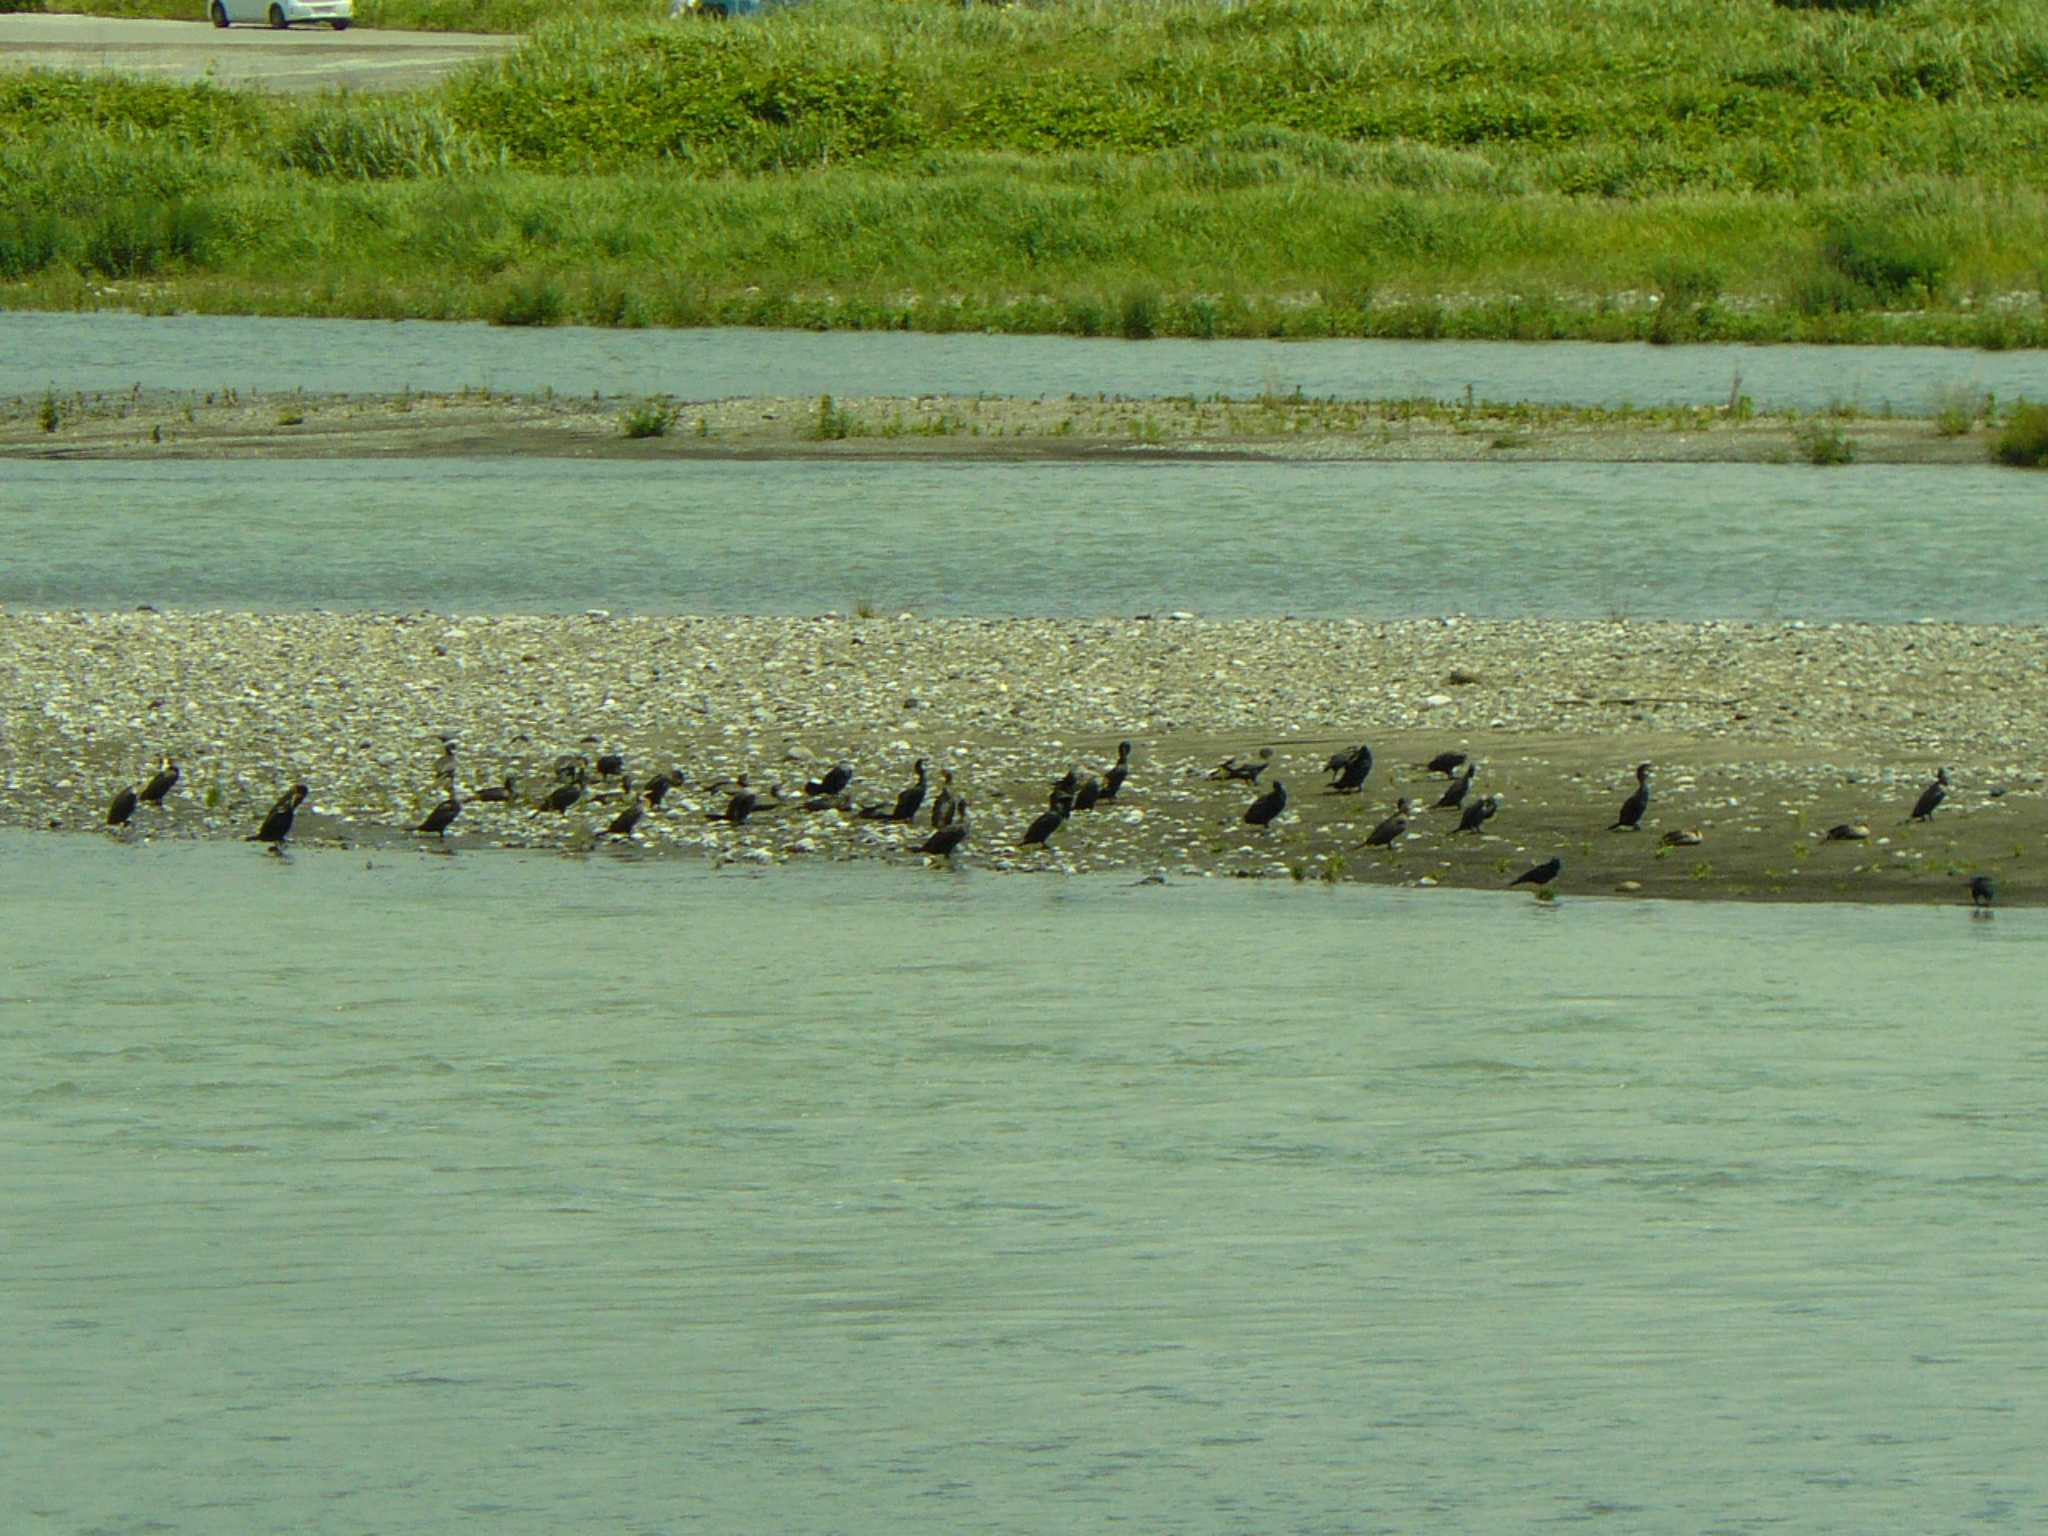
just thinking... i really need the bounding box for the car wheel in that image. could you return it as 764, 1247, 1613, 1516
330, 15, 349, 25
210, 1, 230, 24
268, 3, 287, 25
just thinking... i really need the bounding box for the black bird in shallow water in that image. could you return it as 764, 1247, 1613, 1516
1435, 763, 1477, 811
1968, 874, 1996, 907
1363, 797, 1412, 848
139, 756, 179, 806
107, 786, 139, 827
250, 784, 309, 845
415, 794, 461, 837
1326, 744, 1373, 794
1510, 856, 1562, 889
1244, 780, 1288, 828
1423, 750, 1469, 778
1911, 767, 1951, 822
860, 759, 927, 823
804, 763, 853, 797
1021, 798, 1068, 850
1611, 762, 1652, 831
1100, 741, 1133, 800
1455, 794, 1501, 834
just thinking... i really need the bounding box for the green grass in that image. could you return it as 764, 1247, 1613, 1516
4, 0, 2048, 338
1994, 401, 2048, 467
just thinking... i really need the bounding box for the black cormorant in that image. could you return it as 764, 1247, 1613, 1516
537, 777, 584, 813
1823, 821, 1870, 841
107, 786, 139, 827
1211, 749, 1273, 782
1245, 780, 1288, 827
919, 808, 969, 859
1611, 763, 1651, 831
416, 794, 461, 837
1435, 763, 1476, 810
1363, 797, 1411, 848
1326, 745, 1373, 794
1100, 741, 1133, 800
642, 772, 675, 808
1455, 794, 1501, 833
1423, 750, 1469, 778
476, 774, 518, 803
1510, 856, 1562, 889
1968, 874, 1996, 907
860, 759, 927, 822
930, 770, 961, 829
595, 752, 626, 780
804, 763, 853, 797
604, 800, 644, 838
1021, 797, 1069, 849
139, 756, 179, 805
712, 777, 760, 825
1910, 768, 1950, 821
434, 739, 458, 788
250, 784, 308, 845
1072, 775, 1103, 812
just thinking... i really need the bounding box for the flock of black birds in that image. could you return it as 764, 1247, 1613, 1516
99, 743, 1997, 905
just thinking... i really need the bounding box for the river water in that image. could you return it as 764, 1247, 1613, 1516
5, 831, 2044, 1532
6, 457, 2044, 620
5, 310, 2045, 411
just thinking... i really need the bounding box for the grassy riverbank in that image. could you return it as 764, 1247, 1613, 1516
5, 0, 2048, 339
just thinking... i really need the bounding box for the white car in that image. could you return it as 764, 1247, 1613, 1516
208, 0, 354, 28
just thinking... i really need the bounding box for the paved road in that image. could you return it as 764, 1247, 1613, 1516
0, 13, 517, 92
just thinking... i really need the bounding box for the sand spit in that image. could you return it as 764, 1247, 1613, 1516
4, 609, 2039, 904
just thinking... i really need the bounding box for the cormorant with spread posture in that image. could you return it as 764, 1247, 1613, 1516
804, 763, 853, 797
929, 770, 962, 829
1611, 762, 1651, 831
139, 756, 180, 805
250, 783, 309, 845
107, 785, 139, 827
1245, 780, 1288, 828
1510, 856, 1563, 889
1423, 750, 1469, 778
1100, 741, 1133, 800
1211, 749, 1273, 783
860, 759, 927, 822
1455, 794, 1501, 833
1363, 797, 1411, 848
416, 793, 461, 837
1326, 744, 1373, 794
1435, 763, 1477, 811
1968, 874, 1996, 908
1911, 768, 1950, 821
1021, 792, 1071, 849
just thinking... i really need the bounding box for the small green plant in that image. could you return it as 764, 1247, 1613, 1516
619, 399, 676, 439
1796, 418, 1857, 465
812, 393, 853, 441
1691, 861, 1715, 880
1932, 384, 1982, 437
488, 275, 565, 328
38, 389, 58, 433
276, 408, 305, 427
852, 597, 880, 619
1993, 401, 2048, 467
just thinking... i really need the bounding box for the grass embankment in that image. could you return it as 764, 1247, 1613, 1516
4, 0, 2048, 339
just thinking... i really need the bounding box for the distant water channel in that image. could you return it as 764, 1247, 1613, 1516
6, 832, 2045, 1532
5, 457, 2042, 620
5, 310, 2045, 410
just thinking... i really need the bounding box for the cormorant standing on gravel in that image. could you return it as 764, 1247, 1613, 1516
1511, 856, 1562, 889
595, 752, 626, 781
476, 774, 518, 803
1423, 750, 1469, 778
1021, 795, 1069, 849
642, 772, 675, 808
1611, 763, 1651, 831
712, 778, 761, 825
139, 756, 180, 805
434, 739, 458, 789
250, 784, 309, 845
861, 759, 927, 822
1911, 768, 1950, 822
107, 785, 139, 827
804, 763, 853, 797
1455, 794, 1501, 833
1211, 749, 1273, 783
1100, 741, 1133, 800
1363, 797, 1411, 848
1435, 763, 1476, 811
416, 794, 461, 837
919, 806, 969, 860
930, 770, 961, 829
1072, 775, 1103, 812
1968, 874, 1996, 908
1824, 821, 1870, 841
604, 800, 644, 838
1326, 744, 1373, 793
537, 775, 585, 814
1245, 780, 1288, 828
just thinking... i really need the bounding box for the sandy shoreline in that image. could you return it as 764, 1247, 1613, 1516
0, 387, 2006, 465
3, 609, 2038, 904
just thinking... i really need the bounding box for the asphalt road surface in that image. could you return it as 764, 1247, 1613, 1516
0, 13, 517, 92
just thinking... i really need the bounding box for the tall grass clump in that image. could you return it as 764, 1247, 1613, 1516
1993, 401, 2048, 467
277, 103, 481, 179
486, 273, 567, 326
0, 210, 63, 278
82, 197, 216, 277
